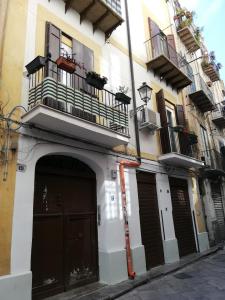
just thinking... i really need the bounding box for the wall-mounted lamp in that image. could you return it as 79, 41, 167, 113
137, 82, 153, 104
130, 82, 153, 118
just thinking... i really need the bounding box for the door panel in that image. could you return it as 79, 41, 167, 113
32, 156, 98, 299
136, 171, 164, 269
32, 215, 64, 299
65, 215, 98, 289
169, 177, 196, 257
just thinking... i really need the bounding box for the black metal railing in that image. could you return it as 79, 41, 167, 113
201, 149, 225, 171
212, 103, 225, 120
188, 74, 214, 104
28, 60, 129, 136
162, 126, 199, 159
145, 33, 192, 81
105, 0, 121, 15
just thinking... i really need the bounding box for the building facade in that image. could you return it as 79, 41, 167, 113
0, 0, 224, 299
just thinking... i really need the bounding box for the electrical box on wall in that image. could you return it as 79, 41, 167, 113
139, 107, 161, 131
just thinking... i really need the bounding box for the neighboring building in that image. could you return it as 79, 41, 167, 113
0, 0, 224, 300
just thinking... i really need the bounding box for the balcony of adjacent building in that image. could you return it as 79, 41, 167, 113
176, 22, 200, 53
212, 103, 225, 128
201, 149, 225, 178
158, 126, 204, 169
145, 33, 192, 90
22, 58, 130, 148
202, 57, 220, 82
188, 74, 215, 113
62, 0, 123, 39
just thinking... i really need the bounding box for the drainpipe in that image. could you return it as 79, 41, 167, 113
124, 0, 141, 162
119, 160, 140, 279
122, 0, 142, 279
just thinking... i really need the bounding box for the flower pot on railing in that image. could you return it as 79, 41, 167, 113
115, 92, 131, 105
25, 56, 47, 75
188, 132, 198, 145
56, 56, 76, 73
172, 125, 184, 133
85, 72, 108, 90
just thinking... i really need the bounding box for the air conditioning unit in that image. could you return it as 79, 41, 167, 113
139, 107, 161, 131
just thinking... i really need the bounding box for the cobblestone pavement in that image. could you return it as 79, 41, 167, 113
118, 250, 225, 300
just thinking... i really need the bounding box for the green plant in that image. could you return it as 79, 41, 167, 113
178, 18, 192, 29
194, 26, 203, 44
118, 85, 129, 94
86, 71, 108, 84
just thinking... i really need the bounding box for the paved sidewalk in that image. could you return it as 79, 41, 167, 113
118, 249, 225, 300
46, 245, 223, 300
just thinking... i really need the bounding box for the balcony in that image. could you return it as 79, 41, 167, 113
188, 74, 215, 112
177, 25, 200, 53
145, 34, 192, 90
158, 126, 204, 169
201, 149, 225, 178
22, 60, 129, 148
212, 104, 225, 128
202, 61, 220, 82
64, 0, 123, 39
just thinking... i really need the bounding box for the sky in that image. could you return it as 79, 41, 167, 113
180, 0, 225, 81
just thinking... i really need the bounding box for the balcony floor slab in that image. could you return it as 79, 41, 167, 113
22, 104, 129, 148
158, 152, 204, 169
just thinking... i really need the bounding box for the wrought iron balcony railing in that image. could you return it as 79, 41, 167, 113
201, 149, 225, 173
162, 126, 199, 158
105, 0, 121, 15
188, 74, 215, 112
212, 103, 225, 128
27, 60, 129, 137
145, 33, 192, 89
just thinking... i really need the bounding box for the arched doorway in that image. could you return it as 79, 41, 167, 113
31, 155, 98, 299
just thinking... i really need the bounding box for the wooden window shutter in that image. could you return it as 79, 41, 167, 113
156, 89, 171, 154
72, 39, 94, 92
72, 39, 94, 77
166, 34, 178, 66
175, 105, 186, 127
148, 17, 160, 58
45, 22, 61, 79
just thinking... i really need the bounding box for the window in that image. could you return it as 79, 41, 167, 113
166, 106, 179, 152
200, 125, 211, 164
61, 33, 73, 86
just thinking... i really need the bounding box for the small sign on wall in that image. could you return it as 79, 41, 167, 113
17, 163, 26, 173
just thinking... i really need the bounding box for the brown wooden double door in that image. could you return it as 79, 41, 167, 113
31, 156, 98, 299
136, 171, 164, 269
169, 177, 196, 257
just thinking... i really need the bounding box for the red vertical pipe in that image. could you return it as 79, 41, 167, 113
119, 160, 140, 279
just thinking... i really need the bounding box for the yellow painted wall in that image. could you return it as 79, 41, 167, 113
0, 0, 28, 275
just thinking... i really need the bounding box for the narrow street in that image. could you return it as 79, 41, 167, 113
118, 250, 225, 300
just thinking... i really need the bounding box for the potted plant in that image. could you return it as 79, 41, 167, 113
174, 8, 186, 20
172, 125, 184, 132
115, 86, 131, 105
85, 71, 108, 90
56, 55, 77, 74
194, 27, 203, 45
188, 131, 198, 145
25, 56, 47, 75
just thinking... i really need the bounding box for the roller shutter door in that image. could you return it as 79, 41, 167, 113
169, 177, 196, 257
136, 171, 164, 269
211, 182, 225, 242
